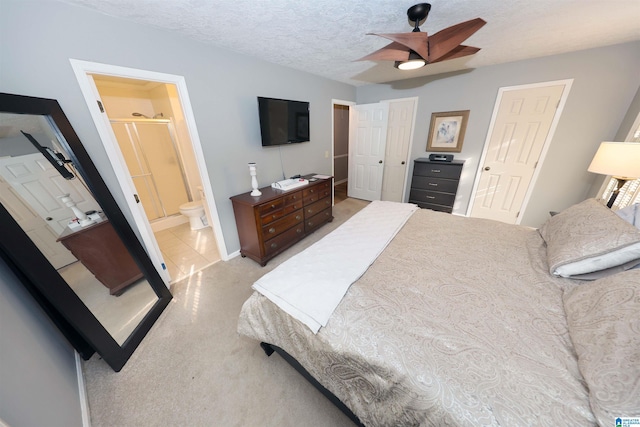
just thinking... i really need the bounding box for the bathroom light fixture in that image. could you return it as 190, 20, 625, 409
394, 50, 427, 70
588, 141, 640, 208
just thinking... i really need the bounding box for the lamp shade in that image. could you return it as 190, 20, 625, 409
587, 142, 640, 179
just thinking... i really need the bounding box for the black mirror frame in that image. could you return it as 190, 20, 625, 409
0, 92, 172, 371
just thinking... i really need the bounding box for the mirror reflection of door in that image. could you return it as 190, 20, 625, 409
0, 112, 158, 345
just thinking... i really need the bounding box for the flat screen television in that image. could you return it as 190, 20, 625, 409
257, 97, 309, 146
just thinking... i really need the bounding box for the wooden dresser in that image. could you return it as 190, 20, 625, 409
230, 175, 333, 266
57, 219, 144, 295
409, 159, 464, 213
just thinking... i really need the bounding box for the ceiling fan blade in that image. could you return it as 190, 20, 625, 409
427, 18, 486, 62
369, 32, 429, 60
356, 42, 410, 62
429, 45, 481, 63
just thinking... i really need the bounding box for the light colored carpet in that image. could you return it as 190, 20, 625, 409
83, 198, 370, 427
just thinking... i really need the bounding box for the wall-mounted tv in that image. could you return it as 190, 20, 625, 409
257, 97, 309, 147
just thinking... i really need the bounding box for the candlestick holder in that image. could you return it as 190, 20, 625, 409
248, 163, 262, 196
58, 193, 96, 227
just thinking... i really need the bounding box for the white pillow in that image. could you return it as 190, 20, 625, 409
539, 199, 640, 279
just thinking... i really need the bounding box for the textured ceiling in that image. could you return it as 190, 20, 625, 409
59, 0, 640, 86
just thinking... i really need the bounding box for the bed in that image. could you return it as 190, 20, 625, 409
238, 198, 640, 426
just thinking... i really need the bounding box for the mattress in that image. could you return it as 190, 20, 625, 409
238, 207, 596, 426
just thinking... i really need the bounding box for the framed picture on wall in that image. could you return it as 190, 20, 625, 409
426, 110, 470, 153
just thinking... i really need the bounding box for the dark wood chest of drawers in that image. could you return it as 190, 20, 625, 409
409, 159, 464, 213
230, 176, 333, 266
57, 219, 144, 295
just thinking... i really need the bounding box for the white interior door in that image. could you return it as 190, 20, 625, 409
0, 175, 76, 269
348, 103, 389, 201
381, 99, 416, 202
469, 82, 569, 223
0, 153, 100, 234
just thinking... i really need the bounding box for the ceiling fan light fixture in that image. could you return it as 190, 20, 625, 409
394, 50, 426, 70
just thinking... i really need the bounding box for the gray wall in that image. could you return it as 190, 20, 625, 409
0, 262, 83, 427
356, 41, 640, 227
0, 0, 356, 256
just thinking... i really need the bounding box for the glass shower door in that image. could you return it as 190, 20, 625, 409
110, 120, 190, 221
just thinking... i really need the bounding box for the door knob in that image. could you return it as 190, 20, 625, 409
379, 160, 383, 164
484, 167, 491, 171
401, 161, 405, 165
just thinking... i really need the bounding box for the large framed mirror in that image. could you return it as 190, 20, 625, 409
0, 92, 172, 371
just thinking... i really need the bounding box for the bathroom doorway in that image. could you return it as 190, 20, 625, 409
71, 60, 227, 284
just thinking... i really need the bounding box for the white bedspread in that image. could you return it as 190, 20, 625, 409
252, 200, 418, 333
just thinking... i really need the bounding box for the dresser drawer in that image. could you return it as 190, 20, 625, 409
305, 207, 332, 233
261, 209, 303, 240
305, 197, 332, 217
260, 209, 283, 226
257, 199, 283, 216
283, 191, 303, 206
258, 194, 302, 225
411, 176, 459, 193
303, 185, 331, 205
263, 224, 304, 257
409, 189, 455, 207
413, 162, 462, 179
282, 201, 303, 216
411, 201, 453, 213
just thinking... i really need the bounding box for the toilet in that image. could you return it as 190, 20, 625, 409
179, 200, 208, 230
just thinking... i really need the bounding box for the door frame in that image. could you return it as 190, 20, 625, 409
335, 97, 417, 203
466, 79, 573, 223
331, 99, 356, 204
70, 59, 229, 284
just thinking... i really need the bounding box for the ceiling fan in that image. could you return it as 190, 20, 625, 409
357, 3, 486, 70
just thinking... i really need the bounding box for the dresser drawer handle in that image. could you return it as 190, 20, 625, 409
307, 209, 313, 214
431, 169, 441, 173
426, 196, 436, 199
271, 204, 276, 209
325, 200, 330, 205
428, 183, 438, 186
294, 204, 298, 209
271, 242, 278, 249
268, 227, 276, 234
296, 228, 303, 233
310, 189, 315, 193
307, 221, 314, 226
272, 214, 277, 219
296, 215, 301, 220
325, 212, 330, 217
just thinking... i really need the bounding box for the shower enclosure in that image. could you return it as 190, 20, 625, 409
110, 118, 191, 222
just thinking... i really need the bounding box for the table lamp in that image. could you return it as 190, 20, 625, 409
587, 141, 640, 208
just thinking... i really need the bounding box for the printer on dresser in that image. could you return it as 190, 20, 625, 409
409, 158, 464, 213
230, 175, 333, 266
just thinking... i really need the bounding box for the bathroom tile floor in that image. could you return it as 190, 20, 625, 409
154, 223, 221, 283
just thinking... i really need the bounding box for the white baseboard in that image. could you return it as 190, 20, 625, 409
75, 352, 91, 427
